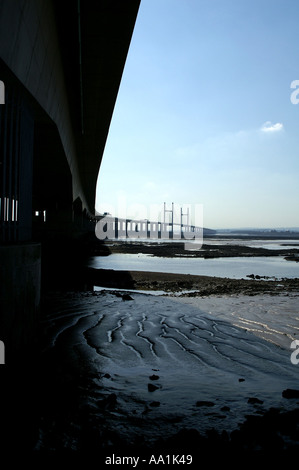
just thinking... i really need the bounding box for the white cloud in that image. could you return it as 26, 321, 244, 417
260, 121, 284, 133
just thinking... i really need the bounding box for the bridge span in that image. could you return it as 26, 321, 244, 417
97, 215, 204, 241
96, 202, 215, 245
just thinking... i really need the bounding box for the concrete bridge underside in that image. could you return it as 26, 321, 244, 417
0, 0, 141, 357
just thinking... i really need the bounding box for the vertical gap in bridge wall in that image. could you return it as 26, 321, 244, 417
0, 78, 40, 359
18, 91, 34, 241
32, 120, 78, 292
0, 83, 34, 243
32, 121, 73, 240
33, 121, 95, 291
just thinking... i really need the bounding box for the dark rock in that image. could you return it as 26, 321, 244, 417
148, 383, 159, 392
196, 400, 215, 407
149, 401, 160, 407
122, 294, 134, 301
248, 397, 264, 405
149, 374, 159, 381
282, 388, 299, 399
221, 406, 230, 412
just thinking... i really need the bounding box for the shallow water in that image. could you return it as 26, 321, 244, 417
88, 253, 299, 279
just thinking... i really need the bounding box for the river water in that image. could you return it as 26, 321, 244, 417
88, 238, 299, 279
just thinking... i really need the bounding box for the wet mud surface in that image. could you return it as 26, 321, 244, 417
2, 289, 299, 463
2, 239, 299, 464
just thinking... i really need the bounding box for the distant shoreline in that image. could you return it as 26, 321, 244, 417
92, 238, 299, 260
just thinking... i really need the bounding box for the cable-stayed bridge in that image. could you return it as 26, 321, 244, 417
95, 203, 215, 244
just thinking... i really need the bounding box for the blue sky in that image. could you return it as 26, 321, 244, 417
96, 0, 299, 229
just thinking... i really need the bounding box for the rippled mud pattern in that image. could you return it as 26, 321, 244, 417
32, 290, 299, 454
